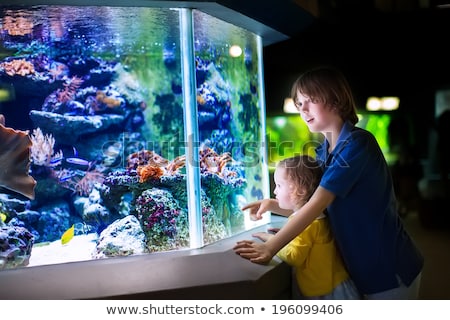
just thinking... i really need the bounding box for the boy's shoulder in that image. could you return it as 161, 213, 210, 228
339, 122, 374, 143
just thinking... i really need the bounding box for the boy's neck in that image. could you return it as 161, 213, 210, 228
323, 120, 344, 152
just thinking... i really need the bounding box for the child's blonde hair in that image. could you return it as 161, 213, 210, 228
290, 66, 359, 125
277, 155, 323, 207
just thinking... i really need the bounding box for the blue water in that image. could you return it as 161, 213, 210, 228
0, 5, 268, 269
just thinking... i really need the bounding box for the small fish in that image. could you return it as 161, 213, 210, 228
58, 171, 78, 182
61, 224, 75, 245
66, 147, 91, 167
0, 212, 6, 222
65, 157, 90, 166
49, 154, 64, 166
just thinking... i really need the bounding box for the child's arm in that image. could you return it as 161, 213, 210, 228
234, 186, 335, 263
253, 231, 311, 267
242, 198, 293, 220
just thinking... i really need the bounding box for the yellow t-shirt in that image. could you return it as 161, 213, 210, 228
276, 216, 350, 297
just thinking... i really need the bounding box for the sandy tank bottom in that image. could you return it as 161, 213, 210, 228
27, 233, 98, 267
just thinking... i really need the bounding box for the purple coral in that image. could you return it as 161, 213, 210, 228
0, 225, 34, 270
135, 188, 188, 252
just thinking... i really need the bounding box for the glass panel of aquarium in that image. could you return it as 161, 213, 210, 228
0, 5, 269, 270
192, 9, 270, 239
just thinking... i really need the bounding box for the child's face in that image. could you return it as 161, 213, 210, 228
273, 167, 296, 210
294, 92, 334, 133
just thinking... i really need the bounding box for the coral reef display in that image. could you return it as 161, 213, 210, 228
0, 5, 268, 268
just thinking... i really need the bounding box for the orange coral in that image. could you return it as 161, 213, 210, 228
196, 94, 206, 105
0, 59, 35, 77
96, 91, 122, 108
2, 14, 33, 36
126, 150, 169, 171
74, 170, 104, 196
199, 147, 234, 177
165, 155, 186, 175
57, 76, 83, 103
48, 63, 68, 82
56, 169, 104, 196
136, 165, 164, 183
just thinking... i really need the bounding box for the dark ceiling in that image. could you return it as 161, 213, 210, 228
217, 0, 450, 117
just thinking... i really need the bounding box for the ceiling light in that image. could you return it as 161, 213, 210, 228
229, 45, 242, 57
283, 98, 298, 113
366, 96, 399, 111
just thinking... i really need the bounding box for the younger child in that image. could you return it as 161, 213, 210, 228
253, 155, 360, 299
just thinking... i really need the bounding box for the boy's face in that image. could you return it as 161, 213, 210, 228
294, 92, 336, 133
273, 167, 296, 210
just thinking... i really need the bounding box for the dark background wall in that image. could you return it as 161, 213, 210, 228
258, 1, 450, 159
263, 5, 450, 113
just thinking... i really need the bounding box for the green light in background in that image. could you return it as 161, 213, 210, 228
0, 85, 14, 102
358, 113, 393, 163
0, 88, 11, 102
266, 115, 321, 169
267, 113, 394, 167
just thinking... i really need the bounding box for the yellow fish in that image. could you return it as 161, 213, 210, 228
0, 212, 6, 222
61, 224, 75, 245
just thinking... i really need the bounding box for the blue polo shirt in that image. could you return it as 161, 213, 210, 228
316, 121, 424, 295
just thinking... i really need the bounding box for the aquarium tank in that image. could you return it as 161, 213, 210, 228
0, 4, 271, 270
